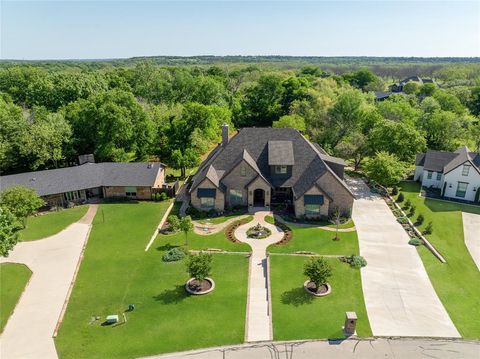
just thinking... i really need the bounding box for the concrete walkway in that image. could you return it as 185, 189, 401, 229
234, 210, 284, 342
0, 205, 98, 359
462, 212, 480, 271
141, 338, 480, 359
192, 215, 249, 235
348, 178, 460, 338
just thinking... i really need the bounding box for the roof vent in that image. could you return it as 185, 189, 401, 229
30, 177, 36, 182
147, 163, 153, 169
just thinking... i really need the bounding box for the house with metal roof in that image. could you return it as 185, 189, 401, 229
414, 146, 480, 203
0, 162, 166, 207
189, 125, 355, 218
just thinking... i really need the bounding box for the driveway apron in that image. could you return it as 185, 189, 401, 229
462, 212, 480, 270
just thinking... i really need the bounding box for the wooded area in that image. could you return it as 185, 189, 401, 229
1, 57, 479, 177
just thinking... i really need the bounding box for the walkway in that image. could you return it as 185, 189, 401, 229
0, 205, 98, 359
192, 215, 249, 235
141, 338, 480, 359
462, 212, 480, 270
234, 210, 283, 342
348, 178, 460, 338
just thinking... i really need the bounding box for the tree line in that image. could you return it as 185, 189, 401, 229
0, 61, 479, 184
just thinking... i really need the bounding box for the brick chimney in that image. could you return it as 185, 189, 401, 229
222, 123, 229, 147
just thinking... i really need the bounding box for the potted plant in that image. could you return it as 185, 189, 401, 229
185, 252, 215, 295
303, 257, 332, 297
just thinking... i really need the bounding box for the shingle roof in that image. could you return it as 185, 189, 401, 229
418, 146, 480, 174
268, 141, 295, 165
190, 127, 353, 199
0, 162, 164, 196
444, 146, 480, 174
415, 153, 426, 166
422, 150, 458, 172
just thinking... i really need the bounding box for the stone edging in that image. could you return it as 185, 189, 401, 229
303, 281, 332, 297
185, 277, 215, 295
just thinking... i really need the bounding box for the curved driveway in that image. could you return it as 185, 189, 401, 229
349, 178, 459, 338
0, 205, 97, 359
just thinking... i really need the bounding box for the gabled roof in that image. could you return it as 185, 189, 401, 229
268, 141, 295, 165
417, 146, 480, 174
189, 127, 354, 200
0, 162, 165, 196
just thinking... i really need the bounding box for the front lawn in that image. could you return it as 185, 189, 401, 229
399, 182, 480, 338
55, 202, 249, 358
20, 206, 89, 241
197, 212, 248, 225
268, 226, 359, 255
270, 256, 371, 340
0, 263, 32, 333
157, 229, 251, 252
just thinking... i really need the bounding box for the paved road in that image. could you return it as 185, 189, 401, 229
235, 210, 284, 342
0, 205, 97, 359
349, 178, 460, 338
462, 212, 480, 271
140, 338, 480, 359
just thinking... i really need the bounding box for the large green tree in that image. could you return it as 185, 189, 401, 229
0, 186, 45, 227
364, 152, 408, 187
0, 206, 20, 257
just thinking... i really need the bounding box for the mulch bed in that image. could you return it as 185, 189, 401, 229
305, 281, 329, 295
187, 279, 212, 293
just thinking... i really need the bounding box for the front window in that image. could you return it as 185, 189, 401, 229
427, 171, 432, 179
436, 173, 442, 181
305, 204, 320, 215
200, 197, 215, 209
455, 182, 468, 198
275, 165, 287, 174
125, 186, 137, 197
462, 164, 471, 176
229, 189, 243, 205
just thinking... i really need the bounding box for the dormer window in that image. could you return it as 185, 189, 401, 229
275, 165, 287, 174
462, 164, 471, 176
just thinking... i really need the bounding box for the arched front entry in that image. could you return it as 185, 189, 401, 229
253, 188, 265, 207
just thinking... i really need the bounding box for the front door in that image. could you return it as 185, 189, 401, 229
253, 188, 265, 207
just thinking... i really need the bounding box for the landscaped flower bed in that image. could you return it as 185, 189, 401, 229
274, 221, 293, 245
246, 224, 271, 239
225, 217, 253, 243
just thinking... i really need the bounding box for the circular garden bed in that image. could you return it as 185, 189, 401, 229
303, 280, 332, 297
246, 224, 272, 239
185, 277, 215, 295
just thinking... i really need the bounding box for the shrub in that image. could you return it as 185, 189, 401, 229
167, 215, 181, 232
408, 205, 416, 217
186, 252, 213, 281
403, 199, 411, 209
303, 257, 332, 288
408, 238, 423, 246
397, 193, 404, 203
416, 214, 425, 225
162, 247, 186, 262
423, 221, 433, 235
341, 255, 367, 268
397, 216, 408, 224
391, 186, 398, 195
159, 192, 168, 201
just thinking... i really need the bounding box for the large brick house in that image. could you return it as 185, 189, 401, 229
189, 125, 355, 218
0, 162, 166, 207
414, 146, 480, 203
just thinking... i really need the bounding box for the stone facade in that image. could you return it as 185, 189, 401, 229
247, 176, 271, 209
222, 160, 258, 208
190, 178, 225, 212
294, 185, 330, 218
103, 186, 152, 200
315, 172, 354, 216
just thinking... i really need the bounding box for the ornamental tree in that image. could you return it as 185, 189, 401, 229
186, 252, 213, 282
303, 257, 332, 290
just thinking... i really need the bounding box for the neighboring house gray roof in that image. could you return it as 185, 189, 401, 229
0, 162, 164, 196
375, 91, 392, 100
190, 127, 353, 199
417, 146, 480, 174
268, 141, 295, 166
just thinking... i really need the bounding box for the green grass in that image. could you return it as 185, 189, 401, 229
157, 229, 251, 252
55, 202, 249, 358
268, 226, 359, 255
20, 206, 89, 241
265, 215, 275, 224
0, 263, 32, 333
197, 212, 248, 225
270, 256, 371, 340
398, 181, 480, 338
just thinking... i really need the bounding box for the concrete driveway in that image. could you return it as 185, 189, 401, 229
462, 212, 480, 271
0, 205, 97, 359
348, 178, 459, 338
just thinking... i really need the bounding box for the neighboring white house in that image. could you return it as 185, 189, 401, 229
414, 146, 480, 203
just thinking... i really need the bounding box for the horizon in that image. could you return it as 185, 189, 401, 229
1, 1, 479, 60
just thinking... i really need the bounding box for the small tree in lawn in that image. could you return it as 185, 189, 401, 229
329, 207, 343, 241
416, 214, 425, 226
423, 221, 433, 235
0, 206, 21, 257
179, 215, 193, 246
167, 215, 180, 232
186, 252, 213, 282
303, 257, 332, 293
397, 193, 405, 203
409, 205, 416, 217
0, 186, 45, 228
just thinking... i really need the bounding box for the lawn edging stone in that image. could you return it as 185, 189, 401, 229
303, 280, 332, 297
185, 277, 216, 295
